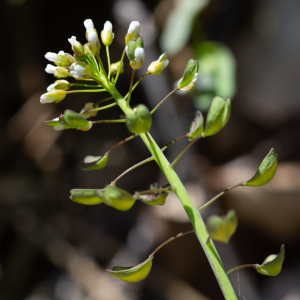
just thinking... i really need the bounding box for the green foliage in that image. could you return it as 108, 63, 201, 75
126, 104, 152, 134
59, 109, 92, 130
70, 189, 104, 205
103, 186, 136, 211
77, 154, 109, 171
244, 148, 277, 187
188, 111, 204, 141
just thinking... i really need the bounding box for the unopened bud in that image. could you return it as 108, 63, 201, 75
126, 38, 145, 70
45, 64, 69, 78
84, 19, 101, 55
70, 62, 92, 80
177, 59, 199, 90
148, 52, 169, 75
64, 53, 76, 64
47, 80, 71, 92
40, 90, 66, 104
125, 21, 140, 44
111, 61, 124, 75
101, 21, 114, 46
68, 36, 84, 56
45, 51, 71, 67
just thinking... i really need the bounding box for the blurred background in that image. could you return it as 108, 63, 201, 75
1, 0, 300, 299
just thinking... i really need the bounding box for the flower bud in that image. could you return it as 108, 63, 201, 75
84, 43, 92, 55
68, 36, 84, 56
148, 52, 169, 75
101, 21, 114, 46
177, 59, 199, 90
40, 90, 66, 104
111, 61, 124, 75
125, 21, 140, 44
64, 53, 76, 64
80, 102, 98, 119
126, 37, 145, 70
69, 62, 92, 80
47, 80, 71, 92
45, 51, 71, 67
84, 19, 101, 55
45, 64, 69, 78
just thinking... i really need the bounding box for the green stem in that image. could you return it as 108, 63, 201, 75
106, 82, 237, 300
127, 69, 136, 106
170, 134, 202, 168
106, 46, 111, 80
92, 119, 126, 124
161, 135, 188, 151
135, 188, 175, 198
81, 102, 117, 115
96, 96, 113, 105
227, 264, 259, 275
151, 87, 178, 114
67, 89, 106, 94
111, 156, 154, 184
106, 134, 138, 156
198, 182, 244, 212
70, 83, 102, 88
150, 229, 194, 258
114, 48, 126, 86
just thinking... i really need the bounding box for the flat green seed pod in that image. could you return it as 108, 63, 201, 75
77, 154, 109, 171
257, 245, 285, 276
178, 59, 199, 89
126, 104, 152, 134
202, 96, 231, 137
107, 257, 153, 282
70, 189, 104, 205
188, 110, 204, 141
44, 118, 61, 127
59, 109, 91, 129
139, 192, 168, 206
103, 185, 136, 211
206, 209, 238, 244
244, 148, 277, 187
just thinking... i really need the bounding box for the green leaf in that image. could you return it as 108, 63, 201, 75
103, 185, 136, 211
244, 148, 277, 187
257, 245, 285, 276
59, 109, 91, 129
107, 257, 153, 282
126, 104, 152, 134
188, 111, 204, 141
70, 189, 104, 205
77, 154, 109, 171
44, 118, 61, 127
160, 0, 209, 56
202, 96, 231, 137
206, 210, 238, 244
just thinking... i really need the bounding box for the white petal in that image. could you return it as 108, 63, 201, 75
84, 19, 94, 32
45, 64, 56, 74
157, 53, 165, 62
128, 21, 140, 36
68, 36, 77, 46
47, 83, 56, 92
58, 51, 65, 55
45, 52, 58, 62
104, 21, 112, 33
134, 47, 145, 61
125, 45, 129, 58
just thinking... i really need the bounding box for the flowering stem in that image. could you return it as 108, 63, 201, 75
96, 96, 113, 105
106, 46, 111, 80
70, 83, 102, 88
67, 89, 106, 94
106, 82, 238, 300
198, 182, 244, 212
227, 264, 259, 275
96, 54, 108, 79
151, 87, 178, 114
114, 48, 126, 86
111, 156, 155, 185
150, 229, 194, 258
92, 119, 126, 124
123, 72, 148, 99
80, 103, 117, 115
127, 69, 136, 106
106, 134, 138, 156
170, 134, 202, 169
161, 135, 188, 151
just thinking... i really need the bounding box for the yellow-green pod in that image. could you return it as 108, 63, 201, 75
77, 154, 109, 171
188, 111, 204, 141
126, 104, 152, 134
257, 245, 285, 276
244, 148, 277, 187
206, 210, 238, 244
70, 188, 104, 205
107, 257, 153, 282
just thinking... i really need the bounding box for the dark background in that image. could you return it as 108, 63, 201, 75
1, 0, 300, 299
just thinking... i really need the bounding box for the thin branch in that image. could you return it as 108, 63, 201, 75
67, 89, 106, 94
106, 134, 138, 156
150, 229, 194, 258
127, 69, 136, 106
151, 87, 178, 114
198, 182, 244, 212
114, 48, 126, 86
106, 46, 111, 80
80, 103, 117, 116
96, 96, 114, 105
70, 83, 102, 88
170, 134, 202, 168
161, 135, 188, 151
92, 119, 126, 124
135, 187, 175, 198
227, 264, 259, 275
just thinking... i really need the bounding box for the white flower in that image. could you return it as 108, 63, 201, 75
47, 80, 70, 92
69, 62, 92, 80
135, 47, 145, 62
68, 36, 84, 56
68, 36, 77, 46
45, 52, 70, 67
104, 21, 112, 34
40, 90, 66, 104
84, 19, 94, 32
101, 21, 114, 46
148, 53, 169, 75
128, 21, 140, 37
45, 64, 56, 74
